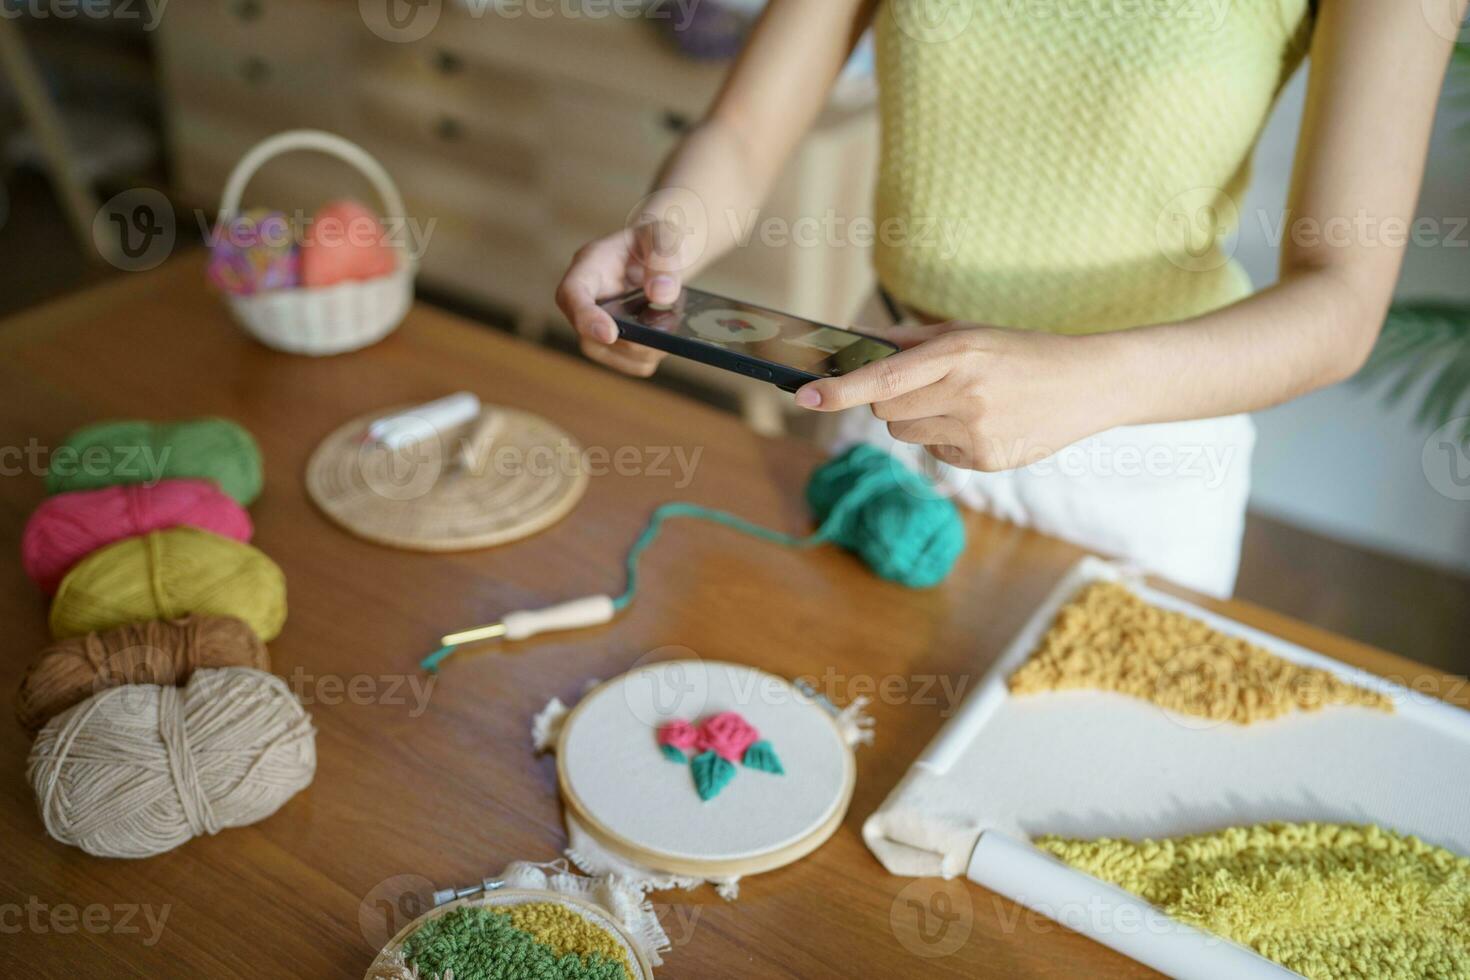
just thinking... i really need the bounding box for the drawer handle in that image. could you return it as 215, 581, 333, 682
435, 117, 463, 142
433, 49, 464, 75
239, 57, 271, 85
661, 110, 692, 135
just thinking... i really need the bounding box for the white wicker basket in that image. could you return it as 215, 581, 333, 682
217, 130, 416, 356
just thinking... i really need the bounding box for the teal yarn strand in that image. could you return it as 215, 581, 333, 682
422, 445, 963, 668
613, 443, 964, 607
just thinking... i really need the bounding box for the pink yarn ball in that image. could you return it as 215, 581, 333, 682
22, 479, 253, 594
299, 199, 398, 288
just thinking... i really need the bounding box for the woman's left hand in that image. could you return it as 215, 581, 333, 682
794, 322, 1133, 471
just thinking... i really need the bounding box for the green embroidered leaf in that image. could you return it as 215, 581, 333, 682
659, 743, 687, 764
742, 740, 785, 775
690, 750, 737, 801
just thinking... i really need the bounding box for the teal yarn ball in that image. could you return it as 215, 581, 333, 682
806, 444, 965, 588
45, 417, 263, 505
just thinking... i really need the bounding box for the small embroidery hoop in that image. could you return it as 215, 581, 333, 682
365, 888, 655, 980
306, 403, 587, 551
556, 661, 857, 880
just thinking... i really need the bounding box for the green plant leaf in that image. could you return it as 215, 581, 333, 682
659, 744, 687, 764
1358, 303, 1470, 433
742, 740, 785, 775
690, 750, 737, 802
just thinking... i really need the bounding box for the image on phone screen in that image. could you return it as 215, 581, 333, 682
600, 288, 898, 382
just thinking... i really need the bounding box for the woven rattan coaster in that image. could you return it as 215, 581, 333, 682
307, 404, 587, 551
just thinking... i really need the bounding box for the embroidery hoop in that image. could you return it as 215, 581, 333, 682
306, 404, 587, 551
556, 661, 857, 880
365, 888, 655, 980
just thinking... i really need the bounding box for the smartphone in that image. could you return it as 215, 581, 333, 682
598, 286, 899, 393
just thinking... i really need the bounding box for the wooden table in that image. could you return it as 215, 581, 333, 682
2, 256, 1464, 979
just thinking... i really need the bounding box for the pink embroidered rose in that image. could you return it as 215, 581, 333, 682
696, 712, 759, 762
657, 719, 699, 752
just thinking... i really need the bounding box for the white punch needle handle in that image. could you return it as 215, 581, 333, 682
440, 595, 617, 646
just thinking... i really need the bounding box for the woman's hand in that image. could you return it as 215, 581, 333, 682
555, 218, 692, 378
795, 322, 1131, 471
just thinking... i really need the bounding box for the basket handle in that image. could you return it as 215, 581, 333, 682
218, 129, 414, 265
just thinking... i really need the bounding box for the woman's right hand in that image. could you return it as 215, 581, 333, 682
555, 219, 691, 378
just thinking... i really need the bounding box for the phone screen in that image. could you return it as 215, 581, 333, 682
601, 288, 897, 378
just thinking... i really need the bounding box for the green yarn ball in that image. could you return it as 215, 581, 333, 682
400, 906, 626, 980
46, 417, 263, 505
806, 444, 964, 588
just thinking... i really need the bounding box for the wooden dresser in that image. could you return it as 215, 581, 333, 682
153, 0, 879, 432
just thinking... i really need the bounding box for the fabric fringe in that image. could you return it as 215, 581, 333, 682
531, 697, 569, 753
836, 695, 876, 747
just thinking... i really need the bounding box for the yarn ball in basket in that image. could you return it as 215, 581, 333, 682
207, 208, 300, 296
16, 615, 268, 737
22, 479, 253, 594
28, 666, 315, 859
806, 443, 964, 588
50, 527, 287, 642
300, 199, 397, 288
45, 417, 263, 505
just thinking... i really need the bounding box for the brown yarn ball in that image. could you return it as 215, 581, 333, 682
15, 615, 268, 737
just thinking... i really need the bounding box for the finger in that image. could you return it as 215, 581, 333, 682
631, 219, 694, 285
887, 417, 971, 450
579, 337, 663, 377
874, 323, 950, 350
794, 347, 949, 412
925, 444, 975, 468
871, 384, 947, 422
556, 239, 626, 344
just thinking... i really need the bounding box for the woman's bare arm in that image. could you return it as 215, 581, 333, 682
556, 0, 877, 376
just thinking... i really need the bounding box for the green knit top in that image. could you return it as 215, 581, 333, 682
873, 0, 1312, 333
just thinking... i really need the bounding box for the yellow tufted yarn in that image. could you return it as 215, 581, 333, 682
1008, 581, 1391, 723
1036, 823, 1470, 979
49, 527, 287, 642
874, 0, 1311, 332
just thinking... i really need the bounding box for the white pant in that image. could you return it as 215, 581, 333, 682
831, 410, 1255, 598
